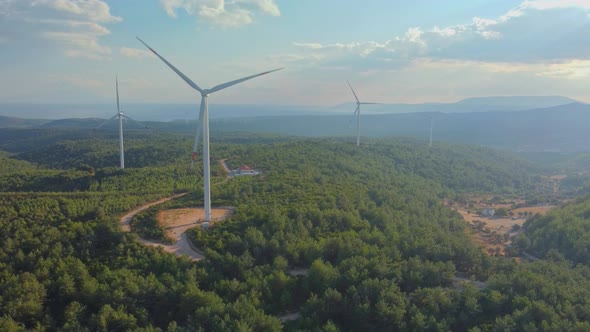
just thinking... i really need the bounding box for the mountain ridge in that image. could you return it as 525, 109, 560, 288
0, 95, 579, 121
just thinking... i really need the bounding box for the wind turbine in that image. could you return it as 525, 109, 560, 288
137, 37, 283, 222
95, 77, 149, 169
347, 81, 380, 146
94, 77, 126, 169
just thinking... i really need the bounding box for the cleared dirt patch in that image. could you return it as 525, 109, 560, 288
512, 206, 555, 216
120, 195, 232, 261
447, 194, 558, 256
158, 207, 233, 239
120, 193, 186, 233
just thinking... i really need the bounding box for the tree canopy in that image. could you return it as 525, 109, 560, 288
0, 128, 587, 331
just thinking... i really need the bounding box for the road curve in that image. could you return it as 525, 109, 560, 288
119, 193, 205, 261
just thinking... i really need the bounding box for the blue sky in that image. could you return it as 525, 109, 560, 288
1, 0, 590, 105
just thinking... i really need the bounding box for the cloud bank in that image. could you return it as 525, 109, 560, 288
288, 0, 590, 75
0, 0, 121, 60
160, 0, 280, 28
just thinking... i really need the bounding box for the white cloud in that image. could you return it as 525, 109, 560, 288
292, 42, 323, 49
285, 0, 590, 72
120, 47, 155, 59
0, 0, 120, 60
44, 31, 112, 60
160, 0, 280, 28
522, 0, 590, 10
40, 0, 122, 23
537, 60, 590, 79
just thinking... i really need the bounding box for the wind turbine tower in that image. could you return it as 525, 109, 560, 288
137, 37, 283, 222
347, 81, 380, 146
95, 77, 148, 169
116, 77, 124, 169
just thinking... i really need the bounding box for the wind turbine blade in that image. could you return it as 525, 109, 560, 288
348, 105, 359, 127
95, 114, 118, 130
123, 115, 150, 129
360, 102, 382, 105
136, 37, 203, 93
191, 99, 205, 169
347, 81, 360, 103
208, 67, 284, 94
116, 75, 120, 114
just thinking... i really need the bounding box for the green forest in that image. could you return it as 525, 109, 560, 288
521, 198, 590, 266
2, 128, 590, 331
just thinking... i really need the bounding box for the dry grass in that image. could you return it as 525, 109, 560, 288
449, 193, 559, 256
512, 206, 555, 216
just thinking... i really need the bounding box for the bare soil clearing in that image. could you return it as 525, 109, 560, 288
157, 207, 232, 240
120, 193, 186, 232
447, 194, 558, 256
119, 194, 232, 261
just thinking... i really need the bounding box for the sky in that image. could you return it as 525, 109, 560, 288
1, 0, 590, 106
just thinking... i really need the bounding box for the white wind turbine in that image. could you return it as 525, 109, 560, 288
347, 81, 380, 146
95, 77, 150, 169
137, 37, 283, 222
95, 77, 126, 169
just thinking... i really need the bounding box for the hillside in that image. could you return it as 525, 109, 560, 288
4, 129, 535, 194
2, 100, 589, 153
0, 115, 47, 128
2, 130, 590, 330
211, 102, 590, 152
523, 197, 590, 265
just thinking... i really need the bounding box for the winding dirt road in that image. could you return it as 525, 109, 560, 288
119, 193, 205, 261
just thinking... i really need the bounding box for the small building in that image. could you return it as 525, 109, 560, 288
234, 164, 260, 176
482, 208, 495, 217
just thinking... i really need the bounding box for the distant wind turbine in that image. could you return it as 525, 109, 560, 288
94, 77, 125, 169
347, 81, 380, 146
95, 76, 149, 169
137, 37, 283, 222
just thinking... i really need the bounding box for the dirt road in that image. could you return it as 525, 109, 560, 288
119, 193, 205, 261
219, 159, 232, 175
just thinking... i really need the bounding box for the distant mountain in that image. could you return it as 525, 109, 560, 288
0, 115, 48, 128
333, 96, 579, 114
454, 96, 578, 111
0, 96, 578, 122
209, 102, 590, 152
0, 103, 325, 122
40, 117, 152, 130
40, 118, 106, 129
2, 101, 589, 152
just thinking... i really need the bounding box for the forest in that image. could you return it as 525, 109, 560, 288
2, 127, 590, 331
520, 198, 590, 266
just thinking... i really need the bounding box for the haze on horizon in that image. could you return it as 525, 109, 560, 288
1, 0, 590, 106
